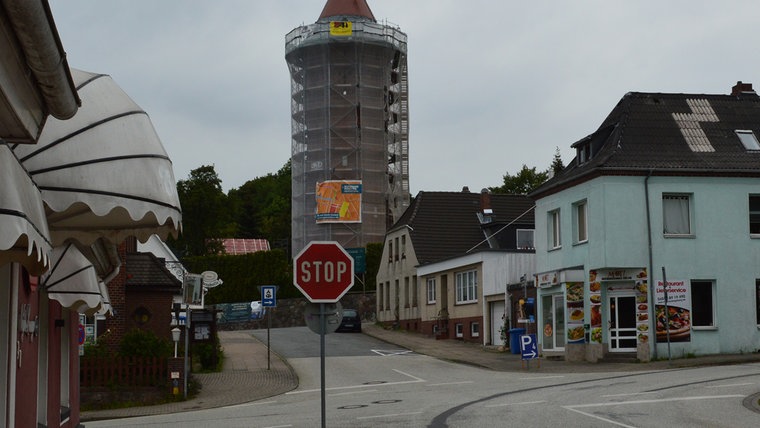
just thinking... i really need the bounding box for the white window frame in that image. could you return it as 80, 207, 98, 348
691, 280, 716, 329
426, 278, 436, 304
516, 229, 535, 250
549, 209, 561, 249
471, 322, 480, 338
573, 200, 588, 244
663, 194, 693, 236
736, 130, 760, 151
455, 323, 463, 338
455, 270, 478, 304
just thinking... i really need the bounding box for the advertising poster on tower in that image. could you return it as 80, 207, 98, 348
315, 180, 362, 223
655, 279, 691, 342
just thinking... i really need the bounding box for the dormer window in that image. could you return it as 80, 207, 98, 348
577, 143, 591, 164
736, 130, 760, 150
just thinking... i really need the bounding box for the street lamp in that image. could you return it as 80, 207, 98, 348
171, 327, 181, 358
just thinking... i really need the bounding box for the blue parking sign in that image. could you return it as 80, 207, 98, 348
520, 334, 538, 360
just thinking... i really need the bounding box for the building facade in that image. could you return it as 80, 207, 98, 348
532, 84, 760, 362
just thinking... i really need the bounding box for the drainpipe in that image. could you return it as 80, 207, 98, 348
644, 170, 657, 360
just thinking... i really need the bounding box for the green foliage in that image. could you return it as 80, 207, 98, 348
490, 164, 549, 195
170, 165, 238, 257
551, 146, 565, 175
192, 336, 224, 372
227, 161, 291, 252
118, 328, 173, 358
187, 248, 295, 303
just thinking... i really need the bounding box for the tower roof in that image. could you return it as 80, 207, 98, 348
318, 0, 376, 22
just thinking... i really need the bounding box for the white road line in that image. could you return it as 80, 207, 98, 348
429, 381, 474, 386
263, 425, 293, 428
287, 370, 425, 395
393, 368, 426, 382
356, 411, 424, 420
706, 382, 755, 388
562, 395, 745, 428
329, 389, 378, 397
601, 392, 657, 398
565, 394, 745, 409
563, 407, 637, 428
485, 400, 546, 408
371, 349, 413, 356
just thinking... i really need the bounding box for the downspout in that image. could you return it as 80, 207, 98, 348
644, 170, 657, 360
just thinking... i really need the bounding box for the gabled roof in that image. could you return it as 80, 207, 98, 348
125, 252, 181, 290
532, 87, 760, 198
390, 190, 535, 265
318, 0, 376, 22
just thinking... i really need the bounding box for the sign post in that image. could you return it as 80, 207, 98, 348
260, 285, 278, 370
293, 241, 355, 428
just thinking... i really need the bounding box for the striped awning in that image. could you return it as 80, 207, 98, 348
0, 143, 51, 275
12, 68, 182, 247
43, 243, 106, 314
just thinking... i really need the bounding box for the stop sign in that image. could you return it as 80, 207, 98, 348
293, 241, 355, 303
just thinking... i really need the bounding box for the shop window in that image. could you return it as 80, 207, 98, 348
663, 194, 692, 235
471, 322, 480, 337
691, 280, 714, 327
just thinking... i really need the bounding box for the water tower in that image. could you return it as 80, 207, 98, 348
285, 0, 410, 255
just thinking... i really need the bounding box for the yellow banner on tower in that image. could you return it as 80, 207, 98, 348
330, 21, 353, 36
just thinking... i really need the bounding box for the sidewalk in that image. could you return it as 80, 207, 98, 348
81, 324, 760, 422
80, 330, 298, 422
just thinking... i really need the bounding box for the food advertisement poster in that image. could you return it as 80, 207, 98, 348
589, 270, 602, 343
566, 282, 585, 343
654, 279, 691, 342
315, 180, 362, 223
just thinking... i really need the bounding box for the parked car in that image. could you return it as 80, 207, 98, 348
336, 309, 361, 332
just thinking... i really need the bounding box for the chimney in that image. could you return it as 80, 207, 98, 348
731, 81, 755, 96
480, 188, 492, 213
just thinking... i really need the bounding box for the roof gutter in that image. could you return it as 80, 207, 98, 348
2, 0, 80, 119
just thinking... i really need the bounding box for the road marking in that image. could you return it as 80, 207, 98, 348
706, 382, 755, 388
562, 395, 744, 428
223, 400, 278, 409
485, 400, 546, 408
263, 425, 293, 428
519, 375, 565, 380
357, 411, 423, 420
372, 349, 413, 356
601, 392, 657, 398
329, 389, 378, 397
429, 381, 474, 386
287, 370, 425, 395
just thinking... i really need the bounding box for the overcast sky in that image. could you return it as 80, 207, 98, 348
49, 1, 760, 194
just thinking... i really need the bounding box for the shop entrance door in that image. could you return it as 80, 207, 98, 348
608, 293, 637, 352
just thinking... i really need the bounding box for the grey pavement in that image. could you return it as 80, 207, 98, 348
81, 323, 760, 422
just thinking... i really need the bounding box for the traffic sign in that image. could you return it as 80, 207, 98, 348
293, 241, 354, 303
520, 334, 538, 360
261, 285, 277, 307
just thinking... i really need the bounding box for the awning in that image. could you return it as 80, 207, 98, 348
95, 280, 112, 316
43, 243, 105, 315
12, 68, 182, 247
0, 143, 51, 274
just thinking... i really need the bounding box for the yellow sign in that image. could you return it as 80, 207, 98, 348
315, 180, 362, 223
330, 21, 352, 36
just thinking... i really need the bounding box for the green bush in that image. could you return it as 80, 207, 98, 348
119, 328, 172, 358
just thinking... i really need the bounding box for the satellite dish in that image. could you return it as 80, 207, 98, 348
201, 271, 221, 288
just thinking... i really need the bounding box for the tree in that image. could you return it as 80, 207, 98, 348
227, 161, 291, 253
551, 146, 565, 175
169, 165, 237, 257
490, 164, 549, 195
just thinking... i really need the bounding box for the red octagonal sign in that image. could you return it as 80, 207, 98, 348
293, 241, 355, 303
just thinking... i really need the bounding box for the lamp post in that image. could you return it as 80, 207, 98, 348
171, 327, 181, 358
